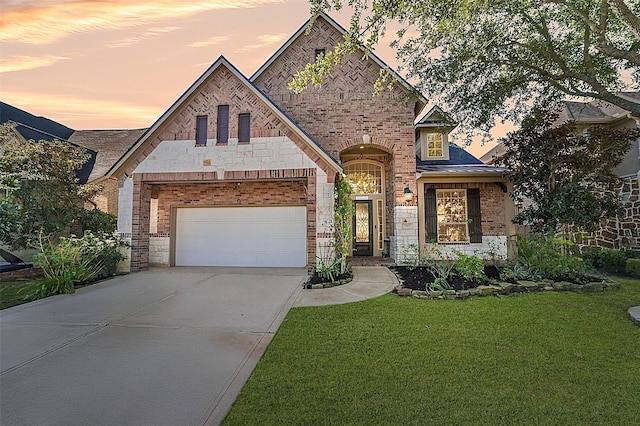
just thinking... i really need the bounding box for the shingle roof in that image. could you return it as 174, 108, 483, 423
563, 101, 609, 121
417, 144, 504, 174
0, 101, 74, 142
69, 129, 147, 182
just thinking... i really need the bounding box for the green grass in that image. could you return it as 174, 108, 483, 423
0, 279, 44, 310
224, 278, 640, 425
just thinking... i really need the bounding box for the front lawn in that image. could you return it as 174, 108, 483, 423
224, 278, 640, 425
0, 279, 44, 310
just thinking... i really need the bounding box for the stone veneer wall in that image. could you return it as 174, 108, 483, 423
574, 174, 640, 250
390, 205, 419, 262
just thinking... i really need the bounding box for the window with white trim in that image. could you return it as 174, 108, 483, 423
425, 187, 483, 243
436, 189, 468, 243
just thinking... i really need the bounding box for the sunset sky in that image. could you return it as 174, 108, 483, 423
0, 0, 498, 156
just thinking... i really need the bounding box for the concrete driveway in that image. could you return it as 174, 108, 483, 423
0, 267, 306, 426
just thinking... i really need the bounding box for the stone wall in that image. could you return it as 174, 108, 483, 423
574, 175, 640, 250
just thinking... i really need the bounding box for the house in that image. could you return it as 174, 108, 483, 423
480, 94, 640, 249
104, 13, 514, 272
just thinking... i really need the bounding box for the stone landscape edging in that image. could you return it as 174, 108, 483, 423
304, 276, 354, 289
394, 278, 621, 299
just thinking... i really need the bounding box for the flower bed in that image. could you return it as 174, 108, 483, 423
390, 265, 620, 299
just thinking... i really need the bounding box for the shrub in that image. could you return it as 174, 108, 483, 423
593, 249, 627, 274
80, 209, 118, 234
626, 259, 640, 278
513, 234, 586, 281
33, 231, 126, 297
453, 253, 486, 281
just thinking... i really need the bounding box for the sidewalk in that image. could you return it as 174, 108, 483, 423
293, 266, 398, 307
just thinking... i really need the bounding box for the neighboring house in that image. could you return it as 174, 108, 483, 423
480, 94, 640, 250
104, 13, 514, 272
0, 101, 146, 215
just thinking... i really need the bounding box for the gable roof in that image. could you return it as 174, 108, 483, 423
415, 105, 458, 129
107, 55, 342, 178
250, 13, 428, 109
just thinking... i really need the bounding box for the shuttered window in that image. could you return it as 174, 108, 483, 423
238, 113, 250, 143
217, 105, 229, 144
195, 115, 207, 146
424, 186, 483, 243
425, 188, 438, 242
467, 188, 483, 243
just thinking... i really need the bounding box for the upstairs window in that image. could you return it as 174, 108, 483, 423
217, 105, 229, 144
315, 48, 325, 60
238, 113, 251, 143
195, 115, 208, 146
426, 133, 444, 157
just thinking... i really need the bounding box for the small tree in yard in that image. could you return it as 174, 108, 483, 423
0, 123, 103, 249
496, 111, 640, 236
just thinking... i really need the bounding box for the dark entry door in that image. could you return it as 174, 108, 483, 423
353, 200, 373, 256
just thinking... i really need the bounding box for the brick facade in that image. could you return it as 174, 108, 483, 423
114, 15, 514, 271
253, 17, 421, 236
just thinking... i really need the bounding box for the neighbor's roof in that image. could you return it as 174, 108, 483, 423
0, 101, 98, 184
69, 129, 147, 182
0, 101, 74, 142
250, 13, 428, 109
107, 55, 342, 177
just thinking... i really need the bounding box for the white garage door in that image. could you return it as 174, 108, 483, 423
174, 206, 307, 267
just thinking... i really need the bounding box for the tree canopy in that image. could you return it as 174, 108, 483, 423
495, 112, 640, 235
294, 0, 640, 134
0, 123, 102, 249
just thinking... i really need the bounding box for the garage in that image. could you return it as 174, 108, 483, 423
174, 206, 307, 267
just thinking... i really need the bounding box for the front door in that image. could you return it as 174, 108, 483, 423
353, 200, 373, 256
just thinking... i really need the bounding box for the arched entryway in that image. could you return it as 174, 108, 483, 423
342, 156, 389, 257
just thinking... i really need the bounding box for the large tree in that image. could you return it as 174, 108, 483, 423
294, 0, 640, 134
495, 111, 640, 235
0, 123, 100, 249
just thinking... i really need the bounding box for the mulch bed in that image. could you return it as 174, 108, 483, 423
390, 265, 501, 291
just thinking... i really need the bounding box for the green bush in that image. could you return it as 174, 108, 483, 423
626, 259, 640, 278
33, 231, 126, 297
513, 234, 586, 281
594, 249, 627, 274
453, 253, 486, 281
80, 209, 118, 234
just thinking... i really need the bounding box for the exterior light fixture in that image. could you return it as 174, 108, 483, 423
362, 134, 371, 144
404, 184, 413, 202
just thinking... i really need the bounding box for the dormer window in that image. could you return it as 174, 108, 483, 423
427, 133, 444, 157
417, 130, 449, 160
